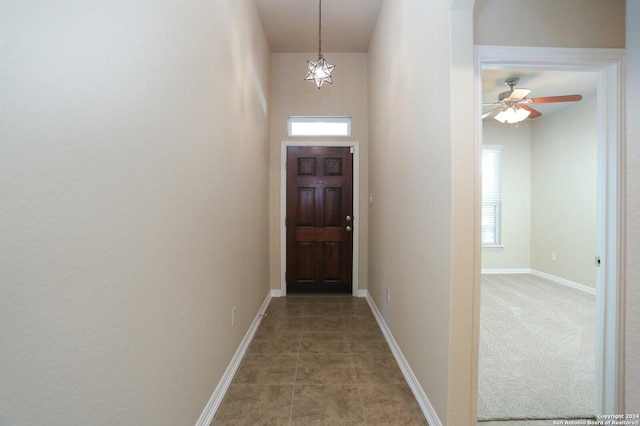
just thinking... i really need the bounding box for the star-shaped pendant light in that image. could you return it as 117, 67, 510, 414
305, 0, 334, 89
306, 55, 335, 88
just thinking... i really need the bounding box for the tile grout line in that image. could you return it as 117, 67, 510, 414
349, 326, 370, 426
287, 310, 304, 425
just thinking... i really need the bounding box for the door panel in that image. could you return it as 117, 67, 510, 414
286, 146, 353, 293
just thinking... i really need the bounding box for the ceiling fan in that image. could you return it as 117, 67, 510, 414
483, 77, 583, 124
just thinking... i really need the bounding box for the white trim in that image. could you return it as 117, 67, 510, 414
475, 45, 625, 416
481, 268, 532, 275
280, 141, 361, 296
195, 292, 272, 426
481, 268, 596, 295
363, 290, 442, 426
357, 289, 367, 298
476, 45, 626, 70
530, 270, 597, 295
595, 51, 626, 416
270, 289, 282, 298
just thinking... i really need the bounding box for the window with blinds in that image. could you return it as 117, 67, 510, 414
482, 146, 503, 247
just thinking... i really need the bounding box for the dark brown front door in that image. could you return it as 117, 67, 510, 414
286, 146, 353, 293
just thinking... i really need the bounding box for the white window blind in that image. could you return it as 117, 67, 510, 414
482, 146, 503, 247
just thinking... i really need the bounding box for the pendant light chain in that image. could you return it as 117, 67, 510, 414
304, 0, 334, 88
318, 0, 322, 58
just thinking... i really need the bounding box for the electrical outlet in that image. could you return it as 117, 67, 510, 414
551, 252, 557, 262
386, 288, 390, 303
232, 307, 237, 327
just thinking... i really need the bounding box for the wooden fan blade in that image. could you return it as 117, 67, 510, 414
520, 104, 542, 119
508, 88, 531, 101
528, 94, 583, 104
482, 106, 503, 120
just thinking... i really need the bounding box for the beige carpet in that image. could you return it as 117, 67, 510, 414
478, 274, 595, 421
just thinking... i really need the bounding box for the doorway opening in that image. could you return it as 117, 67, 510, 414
475, 46, 625, 419
280, 141, 360, 296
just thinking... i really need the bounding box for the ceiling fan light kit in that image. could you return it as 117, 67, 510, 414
483, 77, 583, 124
494, 106, 531, 124
305, 0, 335, 88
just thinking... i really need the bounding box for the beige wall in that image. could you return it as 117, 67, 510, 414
530, 97, 598, 287
0, 1, 271, 425
369, 1, 451, 419
268, 52, 369, 292
368, 1, 477, 423
626, 0, 640, 413
474, 0, 625, 48
481, 121, 532, 270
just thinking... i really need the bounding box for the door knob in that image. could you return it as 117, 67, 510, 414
346, 215, 352, 222
346, 226, 352, 232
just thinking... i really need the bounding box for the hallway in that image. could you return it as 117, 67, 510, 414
211, 295, 427, 425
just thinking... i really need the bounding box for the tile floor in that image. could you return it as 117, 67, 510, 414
211, 295, 427, 425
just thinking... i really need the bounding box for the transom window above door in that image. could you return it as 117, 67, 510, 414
288, 116, 351, 137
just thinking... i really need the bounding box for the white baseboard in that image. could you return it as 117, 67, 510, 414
481, 268, 532, 274
529, 269, 596, 295
362, 290, 443, 426
357, 288, 367, 297
195, 291, 272, 426
271, 289, 283, 298
481, 268, 596, 295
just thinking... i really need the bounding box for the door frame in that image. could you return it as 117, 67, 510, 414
475, 46, 626, 415
280, 141, 360, 296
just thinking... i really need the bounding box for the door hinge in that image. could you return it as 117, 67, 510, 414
350, 147, 354, 154
595, 256, 602, 267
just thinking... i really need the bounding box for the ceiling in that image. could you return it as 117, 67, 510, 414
254, 0, 383, 52
253, 0, 598, 119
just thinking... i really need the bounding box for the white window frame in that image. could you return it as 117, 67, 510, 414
287, 116, 351, 137
481, 145, 503, 248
